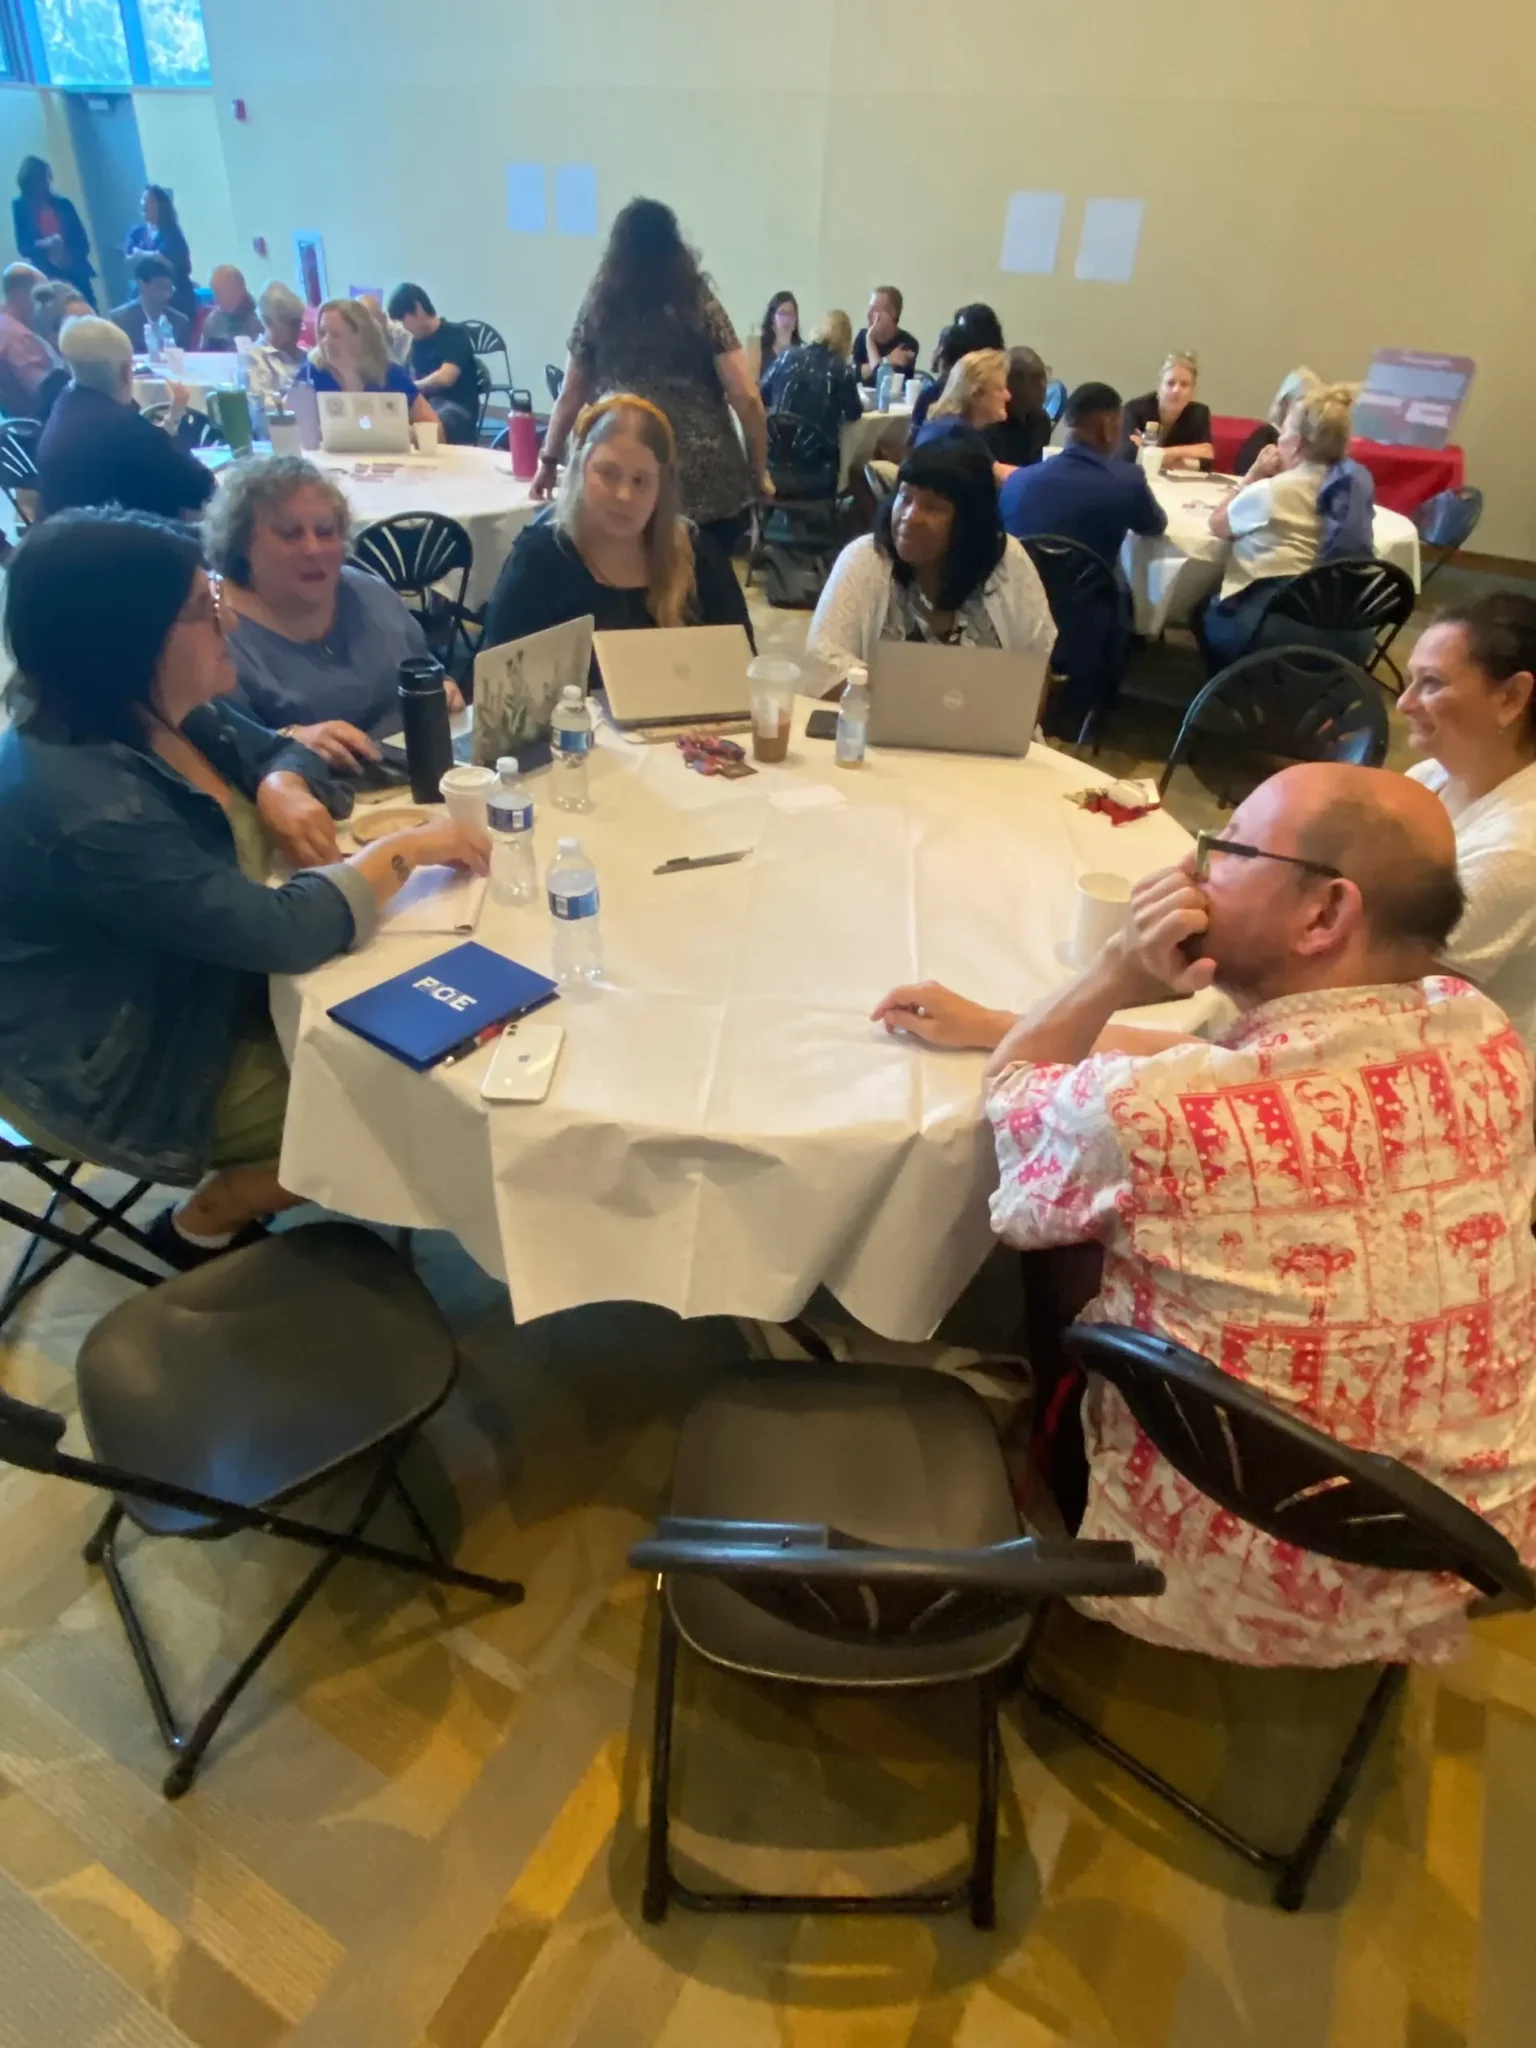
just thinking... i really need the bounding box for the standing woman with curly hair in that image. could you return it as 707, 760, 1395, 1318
535, 198, 767, 554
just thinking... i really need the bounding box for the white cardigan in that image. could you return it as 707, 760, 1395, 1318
806, 534, 1056, 676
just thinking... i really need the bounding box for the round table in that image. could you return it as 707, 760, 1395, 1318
310, 449, 540, 610
272, 705, 1207, 1342
1126, 471, 1421, 637
132, 350, 245, 414
839, 403, 911, 488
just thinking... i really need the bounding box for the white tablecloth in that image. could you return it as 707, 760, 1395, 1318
309, 449, 539, 610
272, 705, 1207, 1341
132, 350, 245, 414
1126, 471, 1421, 636
839, 403, 911, 488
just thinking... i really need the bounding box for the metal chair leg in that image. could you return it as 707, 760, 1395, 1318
970, 1677, 1000, 1930
1272, 1664, 1407, 1911
642, 1599, 680, 1923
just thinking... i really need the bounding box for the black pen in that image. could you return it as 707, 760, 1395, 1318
654, 851, 752, 875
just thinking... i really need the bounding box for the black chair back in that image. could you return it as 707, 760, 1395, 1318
352, 511, 473, 595
631, 1515, 1163, 1646
1158, 644, 1388, 798
1043, 378, 1067, 425
545, 363, 563, 403
462, 318, 510, 378
0, 414, 42, 511
1416, 485, 1483, 589
764, 409, 840, 501
1262, 556, 1415, 674
1065, 1325, 1536, 1604
1020, 531, 1119, 627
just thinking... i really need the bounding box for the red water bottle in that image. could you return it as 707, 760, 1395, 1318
508, 395, 540, 481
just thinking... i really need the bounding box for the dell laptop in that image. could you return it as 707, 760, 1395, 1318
866, 642, 1047, 757
594, 624, 753, 728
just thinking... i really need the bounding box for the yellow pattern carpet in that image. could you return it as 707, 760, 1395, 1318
1, 1185, 1533, 2048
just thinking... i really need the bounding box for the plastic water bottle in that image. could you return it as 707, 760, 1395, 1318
551, 683, 594, 812
487, 755, 537, 905
153, 314, 176, 363
547, 836, 603, 986
835, 664, 870, 768
875, 360, 892, 411
1138, 419, 1162, 478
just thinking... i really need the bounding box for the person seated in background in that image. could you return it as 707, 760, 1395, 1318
387, 282, 480, 444
915, 350, 1013, 473
873, 762, 1536, 1667
1000, 382, 1167, 737
754, 290, 800, 381
200, 263, 261, 349
207, 453, 460, 758
123, 185, 196, 326
109, 252, 192, 354
0, 508, 488, 1268
1116, 350, 1214, 469
483, 395, 751, 698
910, 303, 1005, 431
244, 280, 308, 408
852, 286, 918, 387
295, 297, 439, 428
1232, 365, 1318, 475
989, 346, 1052, 471
0, 261, 59, 412
38, 317, 213, 521
760, 308, 863, 496
31, 277, 90, 348
1198, 382, 1368, 672
806, 436, 1053, 676
1401, 592, 1536, 1058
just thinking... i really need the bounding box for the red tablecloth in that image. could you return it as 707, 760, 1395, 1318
1208, 416, 1464, 515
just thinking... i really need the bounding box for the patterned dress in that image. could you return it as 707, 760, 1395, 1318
989, 978, 1536, 1666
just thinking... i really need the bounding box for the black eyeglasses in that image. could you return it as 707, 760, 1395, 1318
1193, 831, 1343, 884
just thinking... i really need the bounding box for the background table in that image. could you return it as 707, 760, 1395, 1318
839, 403, 911, 488
1126, 471, 1421, 636
1209, 416, 1465, 515
311, 449, 539, 609
132, 350, 244, 413
273, 708, 1208, 1342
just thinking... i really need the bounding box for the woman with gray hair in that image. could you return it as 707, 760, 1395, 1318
37, 314, 213, 520
206, 453, 461, 766
244, 280, 307, 408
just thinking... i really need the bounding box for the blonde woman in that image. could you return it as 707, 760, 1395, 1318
481, 394, 752, 687
1118, 350, 1214, 468
1198, 382, 1370, 670
915, 348, 1015, 481
1232, 364, 1321, 474
760, 308, 863, 494
293, 296, 438, 427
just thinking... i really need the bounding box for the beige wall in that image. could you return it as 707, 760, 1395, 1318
133, 90, 237, 287
0, 84, 82, 240
135, 4, 1536, 555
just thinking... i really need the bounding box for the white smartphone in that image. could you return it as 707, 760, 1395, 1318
480, 1022, 565, 1103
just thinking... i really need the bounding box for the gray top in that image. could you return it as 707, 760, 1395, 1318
225, 565, 429, 735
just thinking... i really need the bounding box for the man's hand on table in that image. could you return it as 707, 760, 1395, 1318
258, 771, 341, 868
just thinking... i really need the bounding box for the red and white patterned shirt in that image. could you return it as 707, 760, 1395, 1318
989, 978, 1536, 1666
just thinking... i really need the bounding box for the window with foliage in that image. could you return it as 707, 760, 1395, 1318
32, 0, 132, 86
20, 0, 211, 87
137, 0, 209, 85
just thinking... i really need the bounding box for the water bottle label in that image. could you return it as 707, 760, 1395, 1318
550, 886, 599, 921
554, 727, 593, 757
488, 797, 533, 833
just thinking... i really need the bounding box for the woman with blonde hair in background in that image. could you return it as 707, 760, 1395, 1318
915, 348, 1016, 479
293, 296, 438, 428
1117, 349, 1214, 468
1232, 364, 1321, 474
760, 308, 863, 496
1197, 381, 1373, 671
482, 395, 752, 717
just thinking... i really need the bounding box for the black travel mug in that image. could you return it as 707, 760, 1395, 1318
397, 655, 453, 805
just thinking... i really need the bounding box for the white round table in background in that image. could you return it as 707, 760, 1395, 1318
312, 447, 540, 610
272, 708, 1209, 1342
1125, 470, 1422, 636
839, 403, 911, 488
132, 349, 245, 414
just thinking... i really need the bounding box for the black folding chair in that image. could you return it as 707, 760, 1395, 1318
462, 318, 515, 419
863, 459, 898, 515
0, 414, 42, 525
352, 511, 476, 670
1415, 486, 1483, 591
1020, 532, 1126, 747
755, 411, 847, 607
1157, 644, 1388, 805
0, 1223, 523, 1798
629, 1361, 1163, 1927
1256, 557, 1417, 688
1043, 378, 1067, 426
142, 402, 228, 449
0, 1119, 160, 1331
545, 363, 564, 403
1017, 1324, 1536, 1910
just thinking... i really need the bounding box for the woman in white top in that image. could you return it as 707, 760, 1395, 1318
1196, 381, 1359, 674
244, 281, 307, 410
1400, 592, 1536, 1056
806, 436, 1053, 686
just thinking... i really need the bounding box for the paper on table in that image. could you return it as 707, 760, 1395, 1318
768, 783, 847, 814
999, 191, 1065, 276
382, 867, 488, 935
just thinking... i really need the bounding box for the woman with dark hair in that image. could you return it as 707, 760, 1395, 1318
1402, 591, 1536, 1056
755, 290, 800, 381
911, 302, 1006, 432
0, 509, 487, 1266
12, 156, 95, 305
534, 198, 767, 554
124, 185, 196, 326
806, 437, 1052, 678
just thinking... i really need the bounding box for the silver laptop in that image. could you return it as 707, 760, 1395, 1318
317, 389, 411, 456
594, 624, 753, 728
866, 642, 1046, 757
472, 614, 594, 766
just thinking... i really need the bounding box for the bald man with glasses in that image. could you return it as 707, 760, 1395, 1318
872, 763, 1536, 1668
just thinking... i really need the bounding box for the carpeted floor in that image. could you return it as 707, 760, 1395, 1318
3, 566, 1535, 2047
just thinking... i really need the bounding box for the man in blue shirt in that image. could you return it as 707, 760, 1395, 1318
999, 383, 1167, 736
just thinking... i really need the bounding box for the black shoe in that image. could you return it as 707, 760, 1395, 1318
143, 1206, 270, 1274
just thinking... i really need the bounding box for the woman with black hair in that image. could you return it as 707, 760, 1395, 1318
755, 289, 800, 381
534, 197, 767, 553
805, 436, 1053, 677
124, 184, 197, 326
0, 509, 487, 1267
12, 156, 95, 305
910, 302, 1006, 432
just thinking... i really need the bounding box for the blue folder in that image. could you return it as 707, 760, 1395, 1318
328, 942, 558, 1070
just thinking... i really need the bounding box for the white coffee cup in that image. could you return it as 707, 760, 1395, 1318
886, 373, 905, 406
439, 763, 496, 828
414, 420, 441, 454
1072, 872, 1132, 967
1138, 443, 1164, 480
